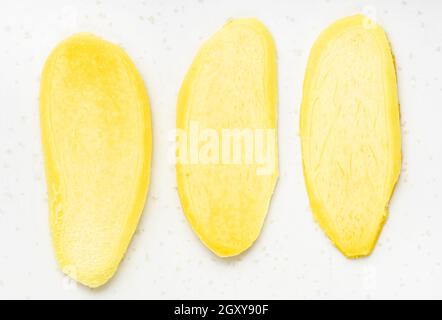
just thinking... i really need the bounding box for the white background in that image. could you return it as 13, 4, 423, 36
0, 0, 441, 300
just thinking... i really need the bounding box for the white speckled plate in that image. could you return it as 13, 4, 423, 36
0, 0, 440, 299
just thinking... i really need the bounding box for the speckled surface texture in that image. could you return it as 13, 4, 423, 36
0, 0, 441, 299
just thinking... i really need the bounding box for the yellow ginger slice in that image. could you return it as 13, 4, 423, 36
300, 15, 401, 258
177, 19, 278, 257
40, 34, 152, 287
